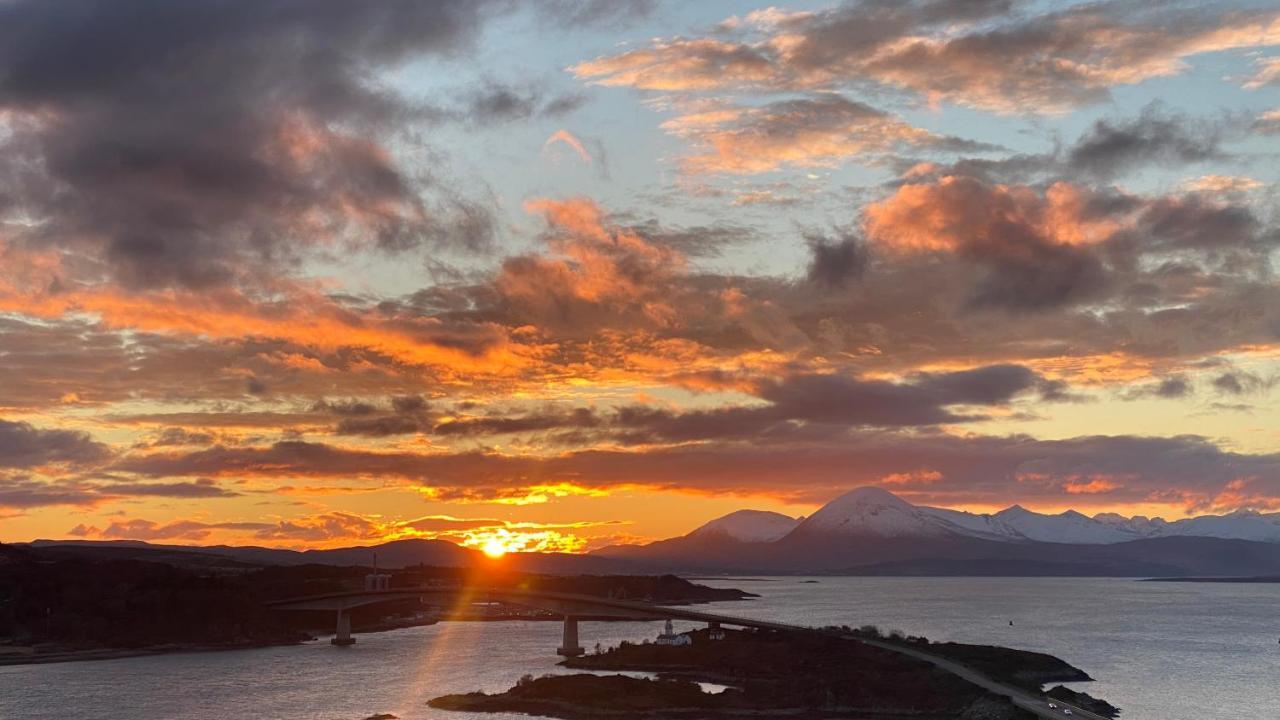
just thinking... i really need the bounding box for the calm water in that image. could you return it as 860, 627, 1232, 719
2, 577, 1276, 720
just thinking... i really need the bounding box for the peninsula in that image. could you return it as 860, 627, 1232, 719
431, 625, 1119, 719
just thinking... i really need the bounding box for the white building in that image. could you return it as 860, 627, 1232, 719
655, 619, 692, 646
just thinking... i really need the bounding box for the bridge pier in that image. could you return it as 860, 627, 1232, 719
556, 614, 584, 657
332, 608, 355, 646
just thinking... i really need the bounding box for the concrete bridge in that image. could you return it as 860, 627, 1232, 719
267, 585, 801, 654
268, 585, 1109, 720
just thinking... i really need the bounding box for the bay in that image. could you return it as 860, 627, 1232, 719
3, 577, 1275, 720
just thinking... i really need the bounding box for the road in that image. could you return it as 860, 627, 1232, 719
858, 638, 1111, 720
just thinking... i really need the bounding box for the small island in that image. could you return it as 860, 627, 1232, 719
431, 625, 1117, 719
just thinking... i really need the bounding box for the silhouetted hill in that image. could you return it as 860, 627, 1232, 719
27, 538, 630, 574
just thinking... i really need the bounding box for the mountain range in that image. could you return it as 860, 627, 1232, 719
670, 487, 1280, 545
593, 487, 1280, 576
23, 487, 1280, 577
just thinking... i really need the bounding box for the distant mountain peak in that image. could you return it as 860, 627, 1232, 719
690, 509, 800, 543
834, 486, 912, 505
795, 486, 952, 538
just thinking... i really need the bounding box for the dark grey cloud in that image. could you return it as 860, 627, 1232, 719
99, 478, 238, 499
627, 220, 757, 258
327, 394, 435, 436
115, 364, 1054, 451
143, 428, 217, 448
319, 399, 381, 417
0, 477, 100, 508
867, 174, 1112, 311
81, 517, 275, 541
1212, 371, 1274, 396
1134, 195, 1268, 256
969, 240, 1109, 312
433, 407, 601, 436
0, 419, 110, 469
1066, 104, 1224, 179
391, 395, 429, 414
0, 475, 235, 509
336, 414, 427, 437
892, 105, 1239, 187
806, 230, 869, 288
0, 0, 507, 290
108, 430, 1280, 511
599, 364, 1054, 444
1154, 376, 1193, 398
424, 80, 586, 126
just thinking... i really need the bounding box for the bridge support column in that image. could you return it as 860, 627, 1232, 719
557, 614, 584, 657
332, 608, 355, 646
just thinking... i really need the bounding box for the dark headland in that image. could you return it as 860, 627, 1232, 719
0, 542, 750, 665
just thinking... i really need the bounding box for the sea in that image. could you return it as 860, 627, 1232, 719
2, 577, 1276, 720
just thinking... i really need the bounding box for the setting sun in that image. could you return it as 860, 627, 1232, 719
481, 538, 508, 559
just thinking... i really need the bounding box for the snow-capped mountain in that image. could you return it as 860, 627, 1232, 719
593, 486, 1280, 576
1158, 510, 1280, 543
689, 509, 800, 542
796, 487, 956, 537
789, 487, 1138, 544
983, 506, 1145, 544
784, 486, 1280, 545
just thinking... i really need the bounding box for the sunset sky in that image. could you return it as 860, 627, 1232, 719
2, 0, 1279, 553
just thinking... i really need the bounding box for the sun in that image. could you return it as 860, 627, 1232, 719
481, 537, 508, 558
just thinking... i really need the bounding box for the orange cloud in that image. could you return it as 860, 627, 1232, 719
663, 96, 945, 175
0, 280, 528, 379
880, 470, 943, 487
863, 177, 1128, 254
542, 129, 592, 164
1063, 476, 1122, 495
573, 6, 1280, 113
499, 198, 685, 333
1180, 174, 1264, 194
572, 38, 775, 91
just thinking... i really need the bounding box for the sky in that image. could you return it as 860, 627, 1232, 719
1, 0, 1279, 554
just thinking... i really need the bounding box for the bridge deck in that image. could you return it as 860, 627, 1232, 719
267, 585, 806, 631
267, 585, 1104, 719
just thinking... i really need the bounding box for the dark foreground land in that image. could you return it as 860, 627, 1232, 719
431, 626, 1115, 719
0, 543, 750, 665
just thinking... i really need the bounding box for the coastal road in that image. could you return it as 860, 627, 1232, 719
858, 638, 1111, 720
